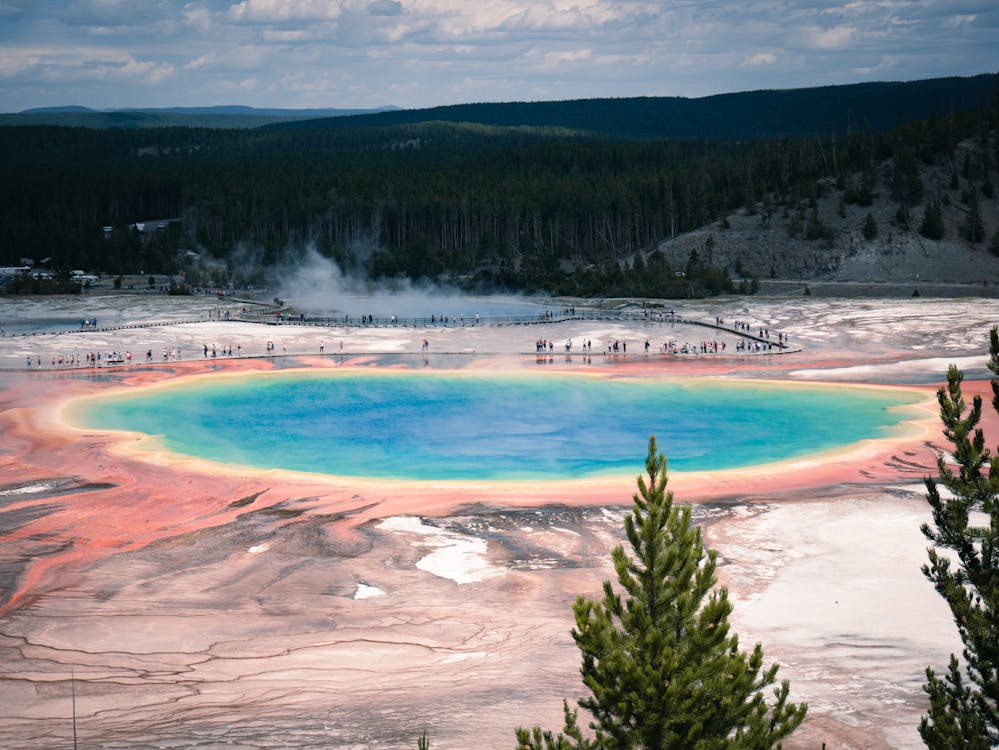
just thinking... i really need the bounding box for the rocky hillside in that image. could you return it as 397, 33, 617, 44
657, 135, 999, 295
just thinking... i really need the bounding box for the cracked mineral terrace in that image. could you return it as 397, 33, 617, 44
2, 292, 998, 749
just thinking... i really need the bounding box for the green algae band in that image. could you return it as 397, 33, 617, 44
73, 372, 921, 481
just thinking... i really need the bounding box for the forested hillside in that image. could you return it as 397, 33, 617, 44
1, 74, 997, 298
273, 74, 998, 140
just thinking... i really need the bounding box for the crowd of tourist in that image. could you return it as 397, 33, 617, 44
12, 309, 790, 369
655, 339, 727, 354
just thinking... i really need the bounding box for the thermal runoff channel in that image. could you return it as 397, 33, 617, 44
71, 371, 924, 481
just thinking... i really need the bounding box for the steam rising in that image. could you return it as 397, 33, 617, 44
271, 245, 538, 318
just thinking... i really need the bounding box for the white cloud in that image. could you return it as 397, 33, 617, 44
0, 46, 39, 78
262, 28, 314, 41
227, 0, 346, 23
398, 0, 630, 40
946, 14, 976, 27
594, 51, 652, 67
743, 51, 777, 67
531, 48, 593, 68
82, 25, 119, 36
185, 53, 214, 71
118, 57, 174, 84
0, 43, 173, 85
183, 2, 213, 33
499, 3, 608, 32
804, 24, 856, 49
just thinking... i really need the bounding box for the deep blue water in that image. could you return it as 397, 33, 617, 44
72, 372, 920, 481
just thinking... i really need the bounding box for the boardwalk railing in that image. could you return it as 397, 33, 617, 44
245, 308, 678, 328
5, 307, 785, 349
241, 309, 784, 347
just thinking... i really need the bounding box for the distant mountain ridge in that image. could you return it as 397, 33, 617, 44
272, 74, 998, 140
4, 75, 996, 139
20, 104, 400, 117
2, 104, 399, 129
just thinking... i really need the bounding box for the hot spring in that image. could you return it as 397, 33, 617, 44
68, 370, 924, 481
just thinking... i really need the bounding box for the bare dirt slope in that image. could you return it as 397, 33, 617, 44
657, 138, 999, 295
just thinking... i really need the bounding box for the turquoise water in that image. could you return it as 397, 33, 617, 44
73, 372, 920, 481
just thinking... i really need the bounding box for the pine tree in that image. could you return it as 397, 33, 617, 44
863, 212, 879, 240
960, 189, 986, 244
516, 436, 807, 750
919, 201, 945, 240
919, 328, 999, 748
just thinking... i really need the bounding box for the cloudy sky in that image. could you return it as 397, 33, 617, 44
0, 0, 996, 112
